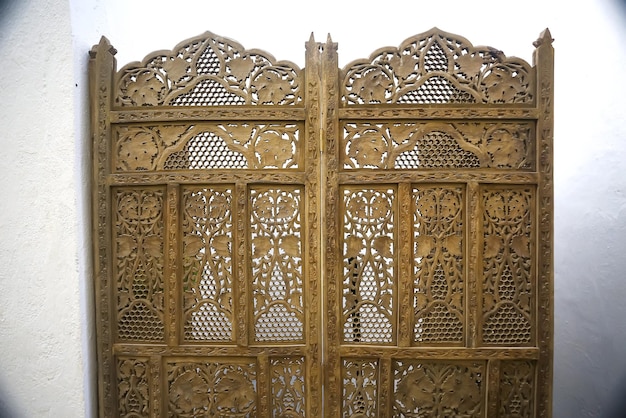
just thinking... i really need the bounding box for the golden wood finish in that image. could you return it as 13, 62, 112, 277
90, 28, 553, 417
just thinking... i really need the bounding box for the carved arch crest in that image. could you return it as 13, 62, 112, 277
341, 27, 535, 105
114, 31, 303, 107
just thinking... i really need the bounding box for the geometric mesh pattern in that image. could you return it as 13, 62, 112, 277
164, 132, 248, 170
396, 131, 481, 168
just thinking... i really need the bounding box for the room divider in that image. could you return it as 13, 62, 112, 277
90, 27, 553, 417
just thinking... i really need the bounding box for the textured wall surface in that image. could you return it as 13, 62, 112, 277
0, 0, 624, 416
0, 0, 86, 416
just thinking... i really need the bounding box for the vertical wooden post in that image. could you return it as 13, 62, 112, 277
89, 36, 116, 418
534, 28, 555, 418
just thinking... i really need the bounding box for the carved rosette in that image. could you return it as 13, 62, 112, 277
115, 32, 302, 107
342, 27, 534, 105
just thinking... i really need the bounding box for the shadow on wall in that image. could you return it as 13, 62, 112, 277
0, 393, 17, 418
603, 372, 626, 418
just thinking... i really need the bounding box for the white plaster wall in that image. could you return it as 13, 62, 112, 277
0, 0, 88, 416
0, 0, 624, 416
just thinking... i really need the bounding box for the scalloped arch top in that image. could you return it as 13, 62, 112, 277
114, 32, 304, 107
112, 28, 540, 108
341, 27, 536, 105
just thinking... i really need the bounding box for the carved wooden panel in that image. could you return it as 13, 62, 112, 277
91, 27, 553, 417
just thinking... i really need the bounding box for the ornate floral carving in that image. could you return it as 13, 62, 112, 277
342, 121, 533, 170
271, 357, 306, 416
250, 187, 304, 342
167, 360, 257, 417
114, 188, 165, 341
413, 186, 465, 345
342, 28, 534, 105
481, 188, 535, 346
499, 360, 536, 417
342, 358, 378, 417
114, 123, 301, 171
393, 360, 484, 417
181, 187, 234, 341
115, 32, 302, 107
342, 188, 395, 344
92, 28, 552, 418
117, 357, 150, 418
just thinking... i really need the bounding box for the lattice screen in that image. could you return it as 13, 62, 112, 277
90, 27, 553, 417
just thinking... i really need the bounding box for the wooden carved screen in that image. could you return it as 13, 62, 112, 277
90, 28, 553, 417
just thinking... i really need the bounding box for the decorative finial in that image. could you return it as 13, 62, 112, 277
533, 28, 554, 48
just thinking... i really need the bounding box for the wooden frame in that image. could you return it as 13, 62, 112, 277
90, 27, 553, 417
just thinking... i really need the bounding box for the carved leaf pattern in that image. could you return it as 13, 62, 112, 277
499, 361, 536, 417
114, 189, 165, 342
118, 358, 150, 418
342, 359, 378, 417
271, 357, 305, 416
394, 361, 484, 417
250, 188, 304, 342
342, 188, 395, 343
413, 187, 465, 344
115, 125, 196, 171
115, 32, 302, 106
343, 122, 532, 170
342, 28, 533, 104
167, 361, 256, 417
182, 187, 233, 341
482, 188, 534, 345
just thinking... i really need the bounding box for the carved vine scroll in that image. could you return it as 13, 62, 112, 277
91, 27, 553, 418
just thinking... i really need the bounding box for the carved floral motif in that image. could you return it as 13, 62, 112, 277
115, 32, 302, 107
413, 186, 465, 345
342, 358, 378, 417
342, 28, 534, 105
481, 188, 535, 346
117, 357, 150, 418
342, 122, 533, 170
271, 357, 306, 416
114, 123, 301, 171
182, 187, 234, 341
342, 188, 395, 344
499, 361, 536, 417
167, 360, 257, 417
393, 360, 484, 417
114, 188, 165, 341
250, 187, 304, 342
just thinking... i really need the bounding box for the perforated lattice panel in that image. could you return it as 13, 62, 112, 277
91, 27, 553, 418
